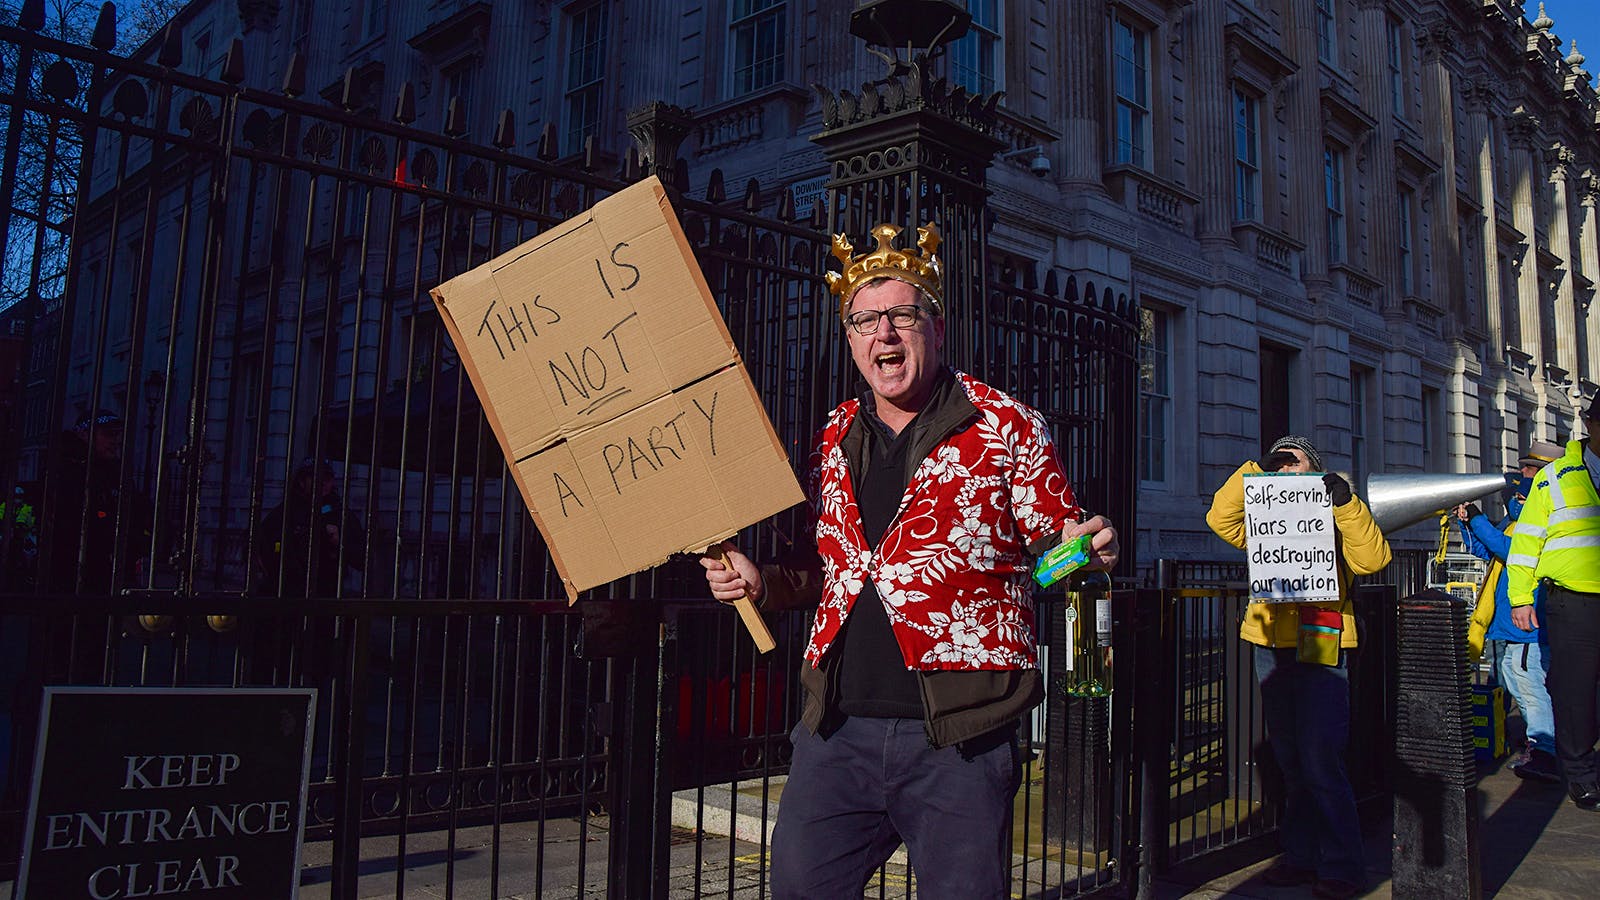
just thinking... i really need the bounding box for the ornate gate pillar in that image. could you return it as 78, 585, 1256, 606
809, 0, 1005, 372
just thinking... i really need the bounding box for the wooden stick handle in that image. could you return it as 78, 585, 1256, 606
717, 548, 777, 654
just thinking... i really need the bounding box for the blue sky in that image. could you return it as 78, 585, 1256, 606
1536, 1, 1600, 71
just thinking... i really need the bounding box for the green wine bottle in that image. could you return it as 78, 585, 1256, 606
1065, 567, 1113, 697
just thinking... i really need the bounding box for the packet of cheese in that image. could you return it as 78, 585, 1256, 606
1033, 533, 1092, 588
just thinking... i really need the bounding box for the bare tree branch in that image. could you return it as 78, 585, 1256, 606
0, 1, 188, 314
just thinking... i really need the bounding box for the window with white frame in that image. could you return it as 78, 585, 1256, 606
1233, 88, 1260, 222
1325, 147, 1346, 264
1138, 307, 1171, 483
1316, 0, 1336, 65
1397, 187, 1415, 295
1387, 19, 1406, 118
1113, 17, 1151, 168
564, 3, 608, 157
950, 0, 1002, 96
731, 0, 786, 96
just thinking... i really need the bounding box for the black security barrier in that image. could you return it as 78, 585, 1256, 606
0, 4, 1142, 897
0, 0, 1468, 894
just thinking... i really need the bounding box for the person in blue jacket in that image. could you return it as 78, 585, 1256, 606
1455, 439, 1562, 782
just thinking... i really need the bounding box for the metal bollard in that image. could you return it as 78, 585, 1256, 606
1391, 588, 1481, 899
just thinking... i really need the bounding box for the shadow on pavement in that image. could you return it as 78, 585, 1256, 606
299, 848, 470, 885
1478, 774, 1565, 896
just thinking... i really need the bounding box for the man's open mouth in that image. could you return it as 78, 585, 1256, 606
875, 352, 905, 370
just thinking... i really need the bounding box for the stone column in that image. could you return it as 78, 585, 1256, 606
1283, 0, 1329, 292
1463, 81, 1504, 349
1355, 0, 1399, 308
1418, 22, 1461, 320
623, 3, 683, 105
1059, 0, 1106, 188
1547, 144, 1579, 377
1508, 108, 1544, 369
1579, 176, 1600, 383
812, 53, 1005, 370
1190, 0, 1235, 249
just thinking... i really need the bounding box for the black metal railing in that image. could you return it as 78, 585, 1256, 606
2, 577, 1426, 896
0, 590, 1139, 898
0, 9, 1146, 899
1140, 582, 1400, 871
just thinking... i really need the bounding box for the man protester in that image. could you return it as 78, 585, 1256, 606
1206, 436, 1391, 900
1455, 439, 1563, 783
1508, 398, 1600, 810
701, 223, 1118, 899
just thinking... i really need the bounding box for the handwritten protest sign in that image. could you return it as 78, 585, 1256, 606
432, 177, 803, 644
1242, 473, 1339, 603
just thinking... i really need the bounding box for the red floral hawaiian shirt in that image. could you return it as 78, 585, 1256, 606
803, 372, 1081, 670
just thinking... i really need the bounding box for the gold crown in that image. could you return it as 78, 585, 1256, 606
824, 223, 944, 321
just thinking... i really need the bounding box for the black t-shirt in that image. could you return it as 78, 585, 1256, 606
834, 409, 926, 719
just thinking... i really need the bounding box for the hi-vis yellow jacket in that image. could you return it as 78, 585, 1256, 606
1508, 440, 1600, 605
1206, 460, 1393, 648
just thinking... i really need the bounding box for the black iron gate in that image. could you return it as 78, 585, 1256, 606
0, 6, 1144, 898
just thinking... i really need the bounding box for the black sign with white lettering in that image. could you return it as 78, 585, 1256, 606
16, 687, 316, 899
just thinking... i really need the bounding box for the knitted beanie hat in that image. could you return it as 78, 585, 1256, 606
1269, 435, 1324, 473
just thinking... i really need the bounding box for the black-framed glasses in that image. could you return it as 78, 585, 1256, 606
844, 304, 929, 335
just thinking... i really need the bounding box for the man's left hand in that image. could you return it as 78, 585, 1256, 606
1065, 515, 1120, 572
1322, 472, 1353, 507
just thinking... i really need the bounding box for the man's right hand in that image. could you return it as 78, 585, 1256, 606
1511, 604, 1539, 631
700, 541, 764, 606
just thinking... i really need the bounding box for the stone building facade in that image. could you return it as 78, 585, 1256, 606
90, 0, 1600, 566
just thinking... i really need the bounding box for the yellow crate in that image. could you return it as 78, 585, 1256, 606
1471, 685, 1506, 761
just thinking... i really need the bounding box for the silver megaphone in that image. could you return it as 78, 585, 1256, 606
1363, 471, 1518, 534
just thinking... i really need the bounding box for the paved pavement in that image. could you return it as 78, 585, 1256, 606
284, 757, 1594, 898
292, 816, 776, 899
8, 755, 1593, 897
1155, 758, 1596, 899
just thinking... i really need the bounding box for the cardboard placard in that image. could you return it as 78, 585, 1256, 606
1243, 473, 1340, 603
16, 687, 316, 900
432, 176, 804, 606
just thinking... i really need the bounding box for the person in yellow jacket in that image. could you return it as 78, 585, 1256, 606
1507, 396, 1600, 810
1207, 435, 1392, 900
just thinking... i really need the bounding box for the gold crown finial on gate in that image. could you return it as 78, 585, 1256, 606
825, 222, 944, 321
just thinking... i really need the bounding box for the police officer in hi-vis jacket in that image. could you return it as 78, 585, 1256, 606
1508, 396, 1600, 810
